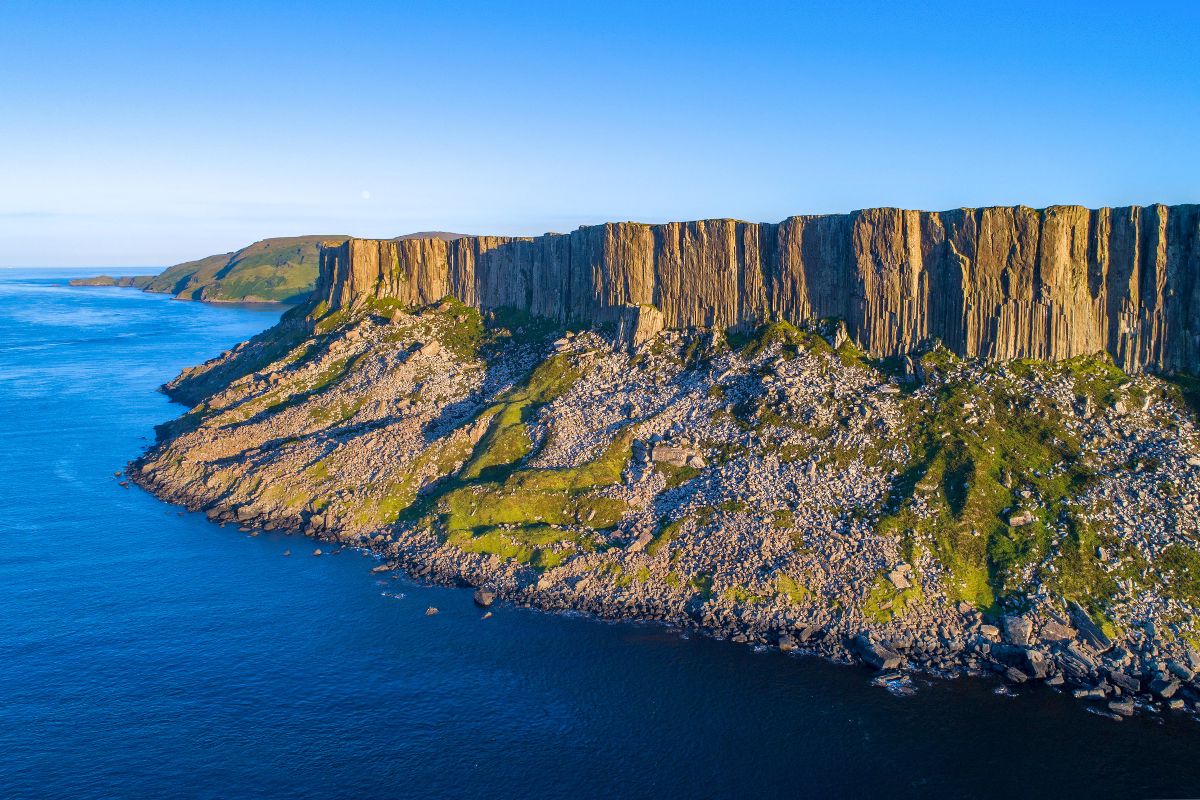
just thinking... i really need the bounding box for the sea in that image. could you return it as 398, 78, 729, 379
1, 268, 1198, 799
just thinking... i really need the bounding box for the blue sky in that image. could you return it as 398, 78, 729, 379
2, 1, 1197, 267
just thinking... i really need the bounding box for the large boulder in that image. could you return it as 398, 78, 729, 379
852, 633, 903, 670
1040, 620, 1076, 642
1149, 677, 1181, 699
1004, 666, 1030, 684
1003, 615, 1034, 646
1108, 670, 1141, 694
1067, 601, 1112, 652
886, 564, 912, 590
797, 623, 824, 643
627, 529, 655, 553
1008, 510, 1035, 527
1167, 659, 1195, 682
614, 304, 665, 351
651, 443, 705, 469
1109, 698, 1136, 717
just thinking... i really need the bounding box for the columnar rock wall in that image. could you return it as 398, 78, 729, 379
315, 205, 1200, 373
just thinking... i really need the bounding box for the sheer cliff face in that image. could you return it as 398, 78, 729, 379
315, 205, 1200, 373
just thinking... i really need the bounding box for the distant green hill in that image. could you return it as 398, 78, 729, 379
145, 235, 346, 304
69, 232, 469, 304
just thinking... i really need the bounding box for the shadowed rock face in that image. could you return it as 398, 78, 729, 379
316, 205, 1200, 373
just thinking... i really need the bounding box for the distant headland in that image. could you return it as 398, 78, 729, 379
69, 231, 470, 304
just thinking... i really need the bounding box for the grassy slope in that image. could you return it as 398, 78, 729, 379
167, 301, 1200, 617
874, 350, 1151, 619
262, 301, 630, 571
324, 303, 629, 567
147, 235, 347, 303
420, 352, 632, 570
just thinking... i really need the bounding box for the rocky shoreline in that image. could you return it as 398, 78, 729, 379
69, 277, 291, 306
132, 461, 1200, 719
131, 295, 1200, 722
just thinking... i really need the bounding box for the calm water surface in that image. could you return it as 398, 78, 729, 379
1, 270, 1198, 799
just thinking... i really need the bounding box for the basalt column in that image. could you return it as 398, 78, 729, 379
314, 205, 1200, 373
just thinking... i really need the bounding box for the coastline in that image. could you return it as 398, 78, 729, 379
68, 278, 296, 307
128, 462, 970, 682
127, 298, 1200, 723
127, 458, 1191, 716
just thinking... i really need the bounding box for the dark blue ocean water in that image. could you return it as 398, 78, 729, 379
1, 270, 1199, 800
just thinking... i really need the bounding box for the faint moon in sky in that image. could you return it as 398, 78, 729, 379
361, 190, 371, 200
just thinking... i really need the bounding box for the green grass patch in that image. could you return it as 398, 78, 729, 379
352, 432, 480, 527
918, 344, 964, 378
359, 296, 411, 318
835, 338, 869, 369
459, 354, 579, 481
726, 320, 833, 362
772, 509, 796, 529
254, 353, 366, 418
445, 524, 582, 570
307, 458, 331, 482
655, 462, 702, 489
647, 506, 724, 558
442, 485, 626, 531
308, 397, 364, 423
876, 359, 1107, 611
1158, 544, 1200, 605
1163, 372, 1200, 420
313, 307, 349, 335
1012, 352, 1129, 409
426, 297, 486, 359
647, 517, 686, 557
724, 585, 766, 604
863, 573, 923, 623
1045, 513, 1147, 620
775, 573, 809, 604
406, 357, 638, 568
504, 431, 632, 494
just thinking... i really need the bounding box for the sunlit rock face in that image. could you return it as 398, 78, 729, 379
317, 205, 1200, 373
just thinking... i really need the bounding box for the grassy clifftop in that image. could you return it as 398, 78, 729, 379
146, 235, 346, 303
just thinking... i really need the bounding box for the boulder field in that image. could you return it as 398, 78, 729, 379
132, 322, 1200, 718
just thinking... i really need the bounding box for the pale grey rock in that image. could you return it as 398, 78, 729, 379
1003, 615, 1033, 646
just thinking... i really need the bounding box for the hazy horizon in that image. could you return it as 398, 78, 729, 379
3, 0, 1198, 267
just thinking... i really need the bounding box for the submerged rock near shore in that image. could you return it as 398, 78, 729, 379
131, 207, 1200, 719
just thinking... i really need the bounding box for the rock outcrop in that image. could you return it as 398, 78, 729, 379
316, 205, 1200, 373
